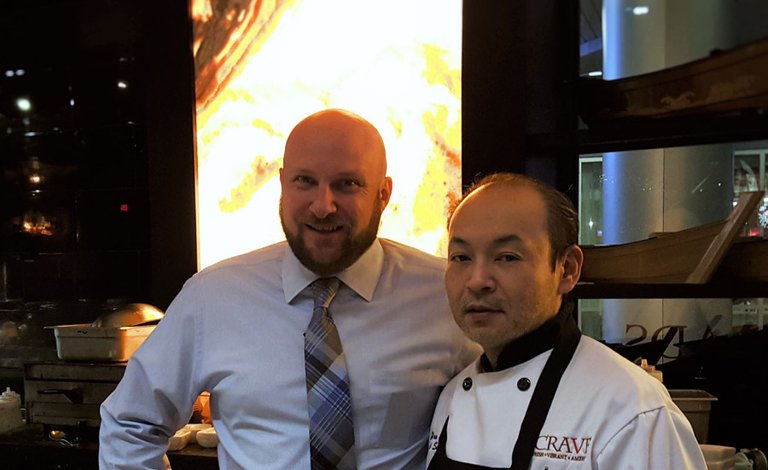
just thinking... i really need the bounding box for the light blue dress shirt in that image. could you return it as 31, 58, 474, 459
99, 238, 480, 469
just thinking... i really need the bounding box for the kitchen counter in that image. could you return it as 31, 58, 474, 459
0, 423, 218, 469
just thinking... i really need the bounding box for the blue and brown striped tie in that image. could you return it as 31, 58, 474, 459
304, 277, 355, 469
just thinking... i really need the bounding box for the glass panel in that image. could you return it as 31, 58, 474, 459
576, 142, 766, 351
580, 0, 768, 77
578, 156, 604, 245
732, 298, 766, 332
579, 0, 603, 77
734, 153, 761, 193
733, 150, 768, 237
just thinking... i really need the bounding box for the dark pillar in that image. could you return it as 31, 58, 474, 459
462, 0, 579, 198
143, 0, 198, 309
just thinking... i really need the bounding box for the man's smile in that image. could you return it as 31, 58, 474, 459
306, 223, 344, 233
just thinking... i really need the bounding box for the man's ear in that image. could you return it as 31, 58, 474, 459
279, 167, 284, 184
557, 244, 583, 295
379, 176, 393, 207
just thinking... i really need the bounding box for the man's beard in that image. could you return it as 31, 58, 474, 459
280, 198, 383, 276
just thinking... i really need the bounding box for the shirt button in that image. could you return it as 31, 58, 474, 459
517, 378, 531, 391
462, 377, 473, 391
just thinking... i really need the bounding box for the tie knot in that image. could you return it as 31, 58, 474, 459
311, 277, 340, 310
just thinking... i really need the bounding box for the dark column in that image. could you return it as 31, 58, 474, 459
462, 1, 524, 187
462, 0, 579, 198
143, 0, 198, 309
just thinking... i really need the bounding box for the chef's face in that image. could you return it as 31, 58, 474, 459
280, 110, 392, 276
445, 184, 581, 361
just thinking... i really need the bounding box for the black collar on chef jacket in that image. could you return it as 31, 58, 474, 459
480, 301, 576, 373
429, 300, 582, 470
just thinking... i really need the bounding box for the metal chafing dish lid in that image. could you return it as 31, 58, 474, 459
90, 303, 164, 328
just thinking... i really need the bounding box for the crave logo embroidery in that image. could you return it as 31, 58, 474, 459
534, 434, 592, 462
428, 430, 439, 450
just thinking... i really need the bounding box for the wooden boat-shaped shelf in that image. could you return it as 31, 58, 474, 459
714, 236, 768, 283
579, 36, 768, 125
581, 191, 764, 284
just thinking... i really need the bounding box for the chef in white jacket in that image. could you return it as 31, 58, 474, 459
427, 172, 706, 470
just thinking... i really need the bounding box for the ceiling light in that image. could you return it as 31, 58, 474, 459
16, 97, 32, 112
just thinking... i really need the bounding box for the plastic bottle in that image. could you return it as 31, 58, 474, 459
640, 359, 664, 384
0, 387, 24, 433
1, 387, 21, 409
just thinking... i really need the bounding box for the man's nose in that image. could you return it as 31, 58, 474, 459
466, 262, 495, 293
309, 186, 337, 218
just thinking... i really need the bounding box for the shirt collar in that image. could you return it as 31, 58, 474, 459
282, 239, 384, 303
480, 300, 575, 372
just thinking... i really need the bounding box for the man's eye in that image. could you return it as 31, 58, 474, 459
449, 254, 470, 262
336, 179, 363, 191
497, 254, 519, 262
294, 176, 315, 186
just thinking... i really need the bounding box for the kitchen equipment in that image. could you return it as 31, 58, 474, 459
49, 429, 79, 447
48, 323, 156, 362
737, 448, 768, 470
700, 444, 736, 470
669, 389, 718, 443
43, 302, 162, 362
90, 303, 164, 328
24, 361, 126, 432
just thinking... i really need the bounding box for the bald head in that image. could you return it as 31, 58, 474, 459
284, 109, 387, 179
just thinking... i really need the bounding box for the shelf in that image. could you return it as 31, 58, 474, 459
573, 280, 768, 299
529, 112, 768, 154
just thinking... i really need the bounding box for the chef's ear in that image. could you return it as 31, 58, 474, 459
557, 244, 583, 295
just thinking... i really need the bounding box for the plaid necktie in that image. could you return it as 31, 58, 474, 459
304, 277, 355, 469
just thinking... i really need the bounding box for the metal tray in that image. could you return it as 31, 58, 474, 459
46, 324, 156, 362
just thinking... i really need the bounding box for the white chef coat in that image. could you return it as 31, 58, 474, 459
99, 238, 480, 469
427, 334, 707, 469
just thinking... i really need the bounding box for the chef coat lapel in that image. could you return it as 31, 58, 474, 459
429, 301, 581, 470
510, 301, 581, 470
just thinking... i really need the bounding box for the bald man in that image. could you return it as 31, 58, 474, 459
100, 109, 479, 469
